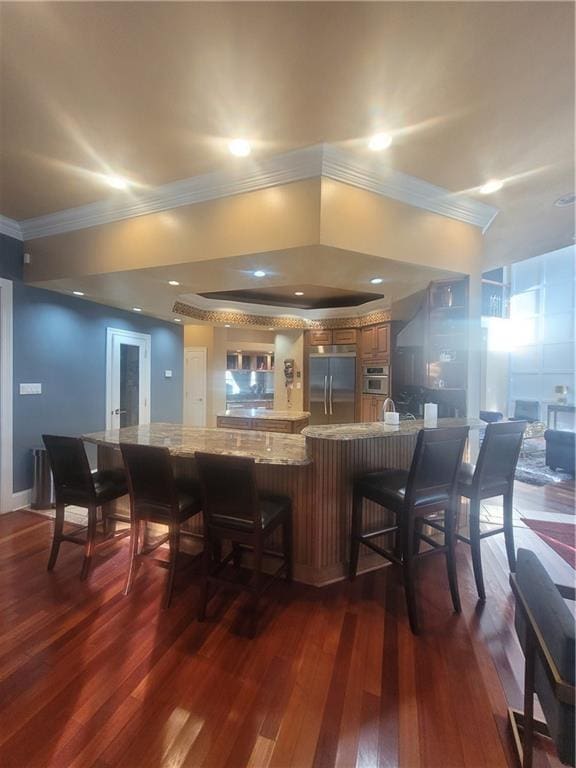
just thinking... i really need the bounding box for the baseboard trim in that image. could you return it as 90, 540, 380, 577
11, 489, 32, 511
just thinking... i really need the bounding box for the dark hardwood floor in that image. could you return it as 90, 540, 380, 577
0, 480, 573, 768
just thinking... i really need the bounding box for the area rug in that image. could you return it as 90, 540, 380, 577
515, 436, 573, 486
522, 518, 576, 569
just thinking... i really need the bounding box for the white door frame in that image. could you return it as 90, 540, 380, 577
0, 278, 13, 514
106, 328, 151, 430
184, 346, 207, 427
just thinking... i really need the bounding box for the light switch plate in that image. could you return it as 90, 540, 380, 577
164, 370, 173, 378
20, 383, 42, 395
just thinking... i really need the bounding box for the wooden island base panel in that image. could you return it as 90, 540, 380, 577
216, 409, 310, 434
85, 418, 482, 587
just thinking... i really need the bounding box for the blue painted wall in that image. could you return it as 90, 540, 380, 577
1, 234, 184, 493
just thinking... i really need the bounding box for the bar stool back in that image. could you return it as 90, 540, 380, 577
120, 443, 202, 608
195, 452, 293, 634
350, 426, 469, 634
457, 420, 526, 600
43, 434, 128, 579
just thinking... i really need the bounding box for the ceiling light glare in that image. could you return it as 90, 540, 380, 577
253, 270, 266, 278
370, 278, 383, 285
168, 280, 180, 286
229, 139, 251, 157
368, 133, 392, 151
132, 307, 142, 312
480, 179, 503, 195
294, 291, 304, 296
106, 175, 130, 190
72, 290, 85, 296
174, 318, 182, 323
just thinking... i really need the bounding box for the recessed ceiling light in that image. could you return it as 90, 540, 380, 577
268, 327, 274, 331
106, 175, 130, 190
72, 290, 85, 296
368, 132, 392, 151
173, 318, 182, 323
294, 291, 304, 296
228, 139, 251, 157
370, 278, 383, 285
480, 179, 503, 195
132, 307, 142, 312
253, 270, 266, 278
225, 324, 231, 328
554, 193, 576, 208
168, 280, 180, 286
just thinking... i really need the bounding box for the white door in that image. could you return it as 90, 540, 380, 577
184, 347, 207, 427
106, 328, 151, 431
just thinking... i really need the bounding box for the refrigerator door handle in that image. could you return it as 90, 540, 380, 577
323, 375, 328, 415
329, 375, 333, 415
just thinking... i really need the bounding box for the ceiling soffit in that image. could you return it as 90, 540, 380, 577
1, 144, 498, 242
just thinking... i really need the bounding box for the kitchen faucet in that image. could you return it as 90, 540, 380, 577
381, 397, 396, 421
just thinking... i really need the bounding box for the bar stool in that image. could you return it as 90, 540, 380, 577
349, 426, 469, 634
456, 420, 526, 600
43, 434, 129, 580
120, 443, 203, 608
194, 452, 293, 633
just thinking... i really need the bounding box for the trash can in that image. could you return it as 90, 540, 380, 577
31, 447, 55, 509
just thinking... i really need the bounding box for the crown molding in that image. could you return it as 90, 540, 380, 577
19, 145, 324, 240
321, 145, 498, 231
13, 142, 499, 241
0, 215, 23, 241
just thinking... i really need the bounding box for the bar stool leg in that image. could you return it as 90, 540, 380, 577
401, 516, 420, 635
163, 522, 180, 609
349, 490, 362, 580
47, 502, 65, 571
80, 504, 98, 581
250, 538, 264, 636
124, 519, 141, 595
283, 513, 293, 582
198, 536, 212, 621
444, 505, 461, 613
469, 497, 486, 601
503, 490, 516, 573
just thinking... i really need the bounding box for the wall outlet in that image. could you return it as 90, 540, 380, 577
20, 383, 42, 395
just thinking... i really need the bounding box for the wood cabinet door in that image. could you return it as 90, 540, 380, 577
361, 396, 374, 422
376, 325, 390, 355
333, 329, 357, 345
361, 327, 377, 357
308, 329, 333, 346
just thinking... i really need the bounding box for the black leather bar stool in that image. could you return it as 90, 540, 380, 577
456, 420, 526, 600
194, 452, 293, 633
120, 443, 203, 608
43, 434, 129, 580
349, 426, 469, 634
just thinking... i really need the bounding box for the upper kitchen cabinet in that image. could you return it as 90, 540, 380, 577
306, 328, 357, 346
361, 324, 390, 360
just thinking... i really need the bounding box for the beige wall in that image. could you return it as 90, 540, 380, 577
274, 331, 304, 411
319, 178, 484, 276
24, 179, 322, 281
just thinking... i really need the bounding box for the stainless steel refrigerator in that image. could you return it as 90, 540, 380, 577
308, 345, 356, 425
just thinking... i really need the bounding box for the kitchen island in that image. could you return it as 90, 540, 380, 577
216, 409, 310, 433
85, 418, 481, 586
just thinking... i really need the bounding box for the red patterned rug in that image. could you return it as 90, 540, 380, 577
522, 519, 576, 569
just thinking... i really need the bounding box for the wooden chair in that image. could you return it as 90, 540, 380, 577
120, 443, 202, 608
349, 426, 469, 634
43, 434, 129, 580
456, 420, 526, 600
194, 452, 293, 633
509, 549, 575, 768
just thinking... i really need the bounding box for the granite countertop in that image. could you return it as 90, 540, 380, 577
301, 417, 485, 441
83, 422, 311, 466
217, 409, 310, 421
